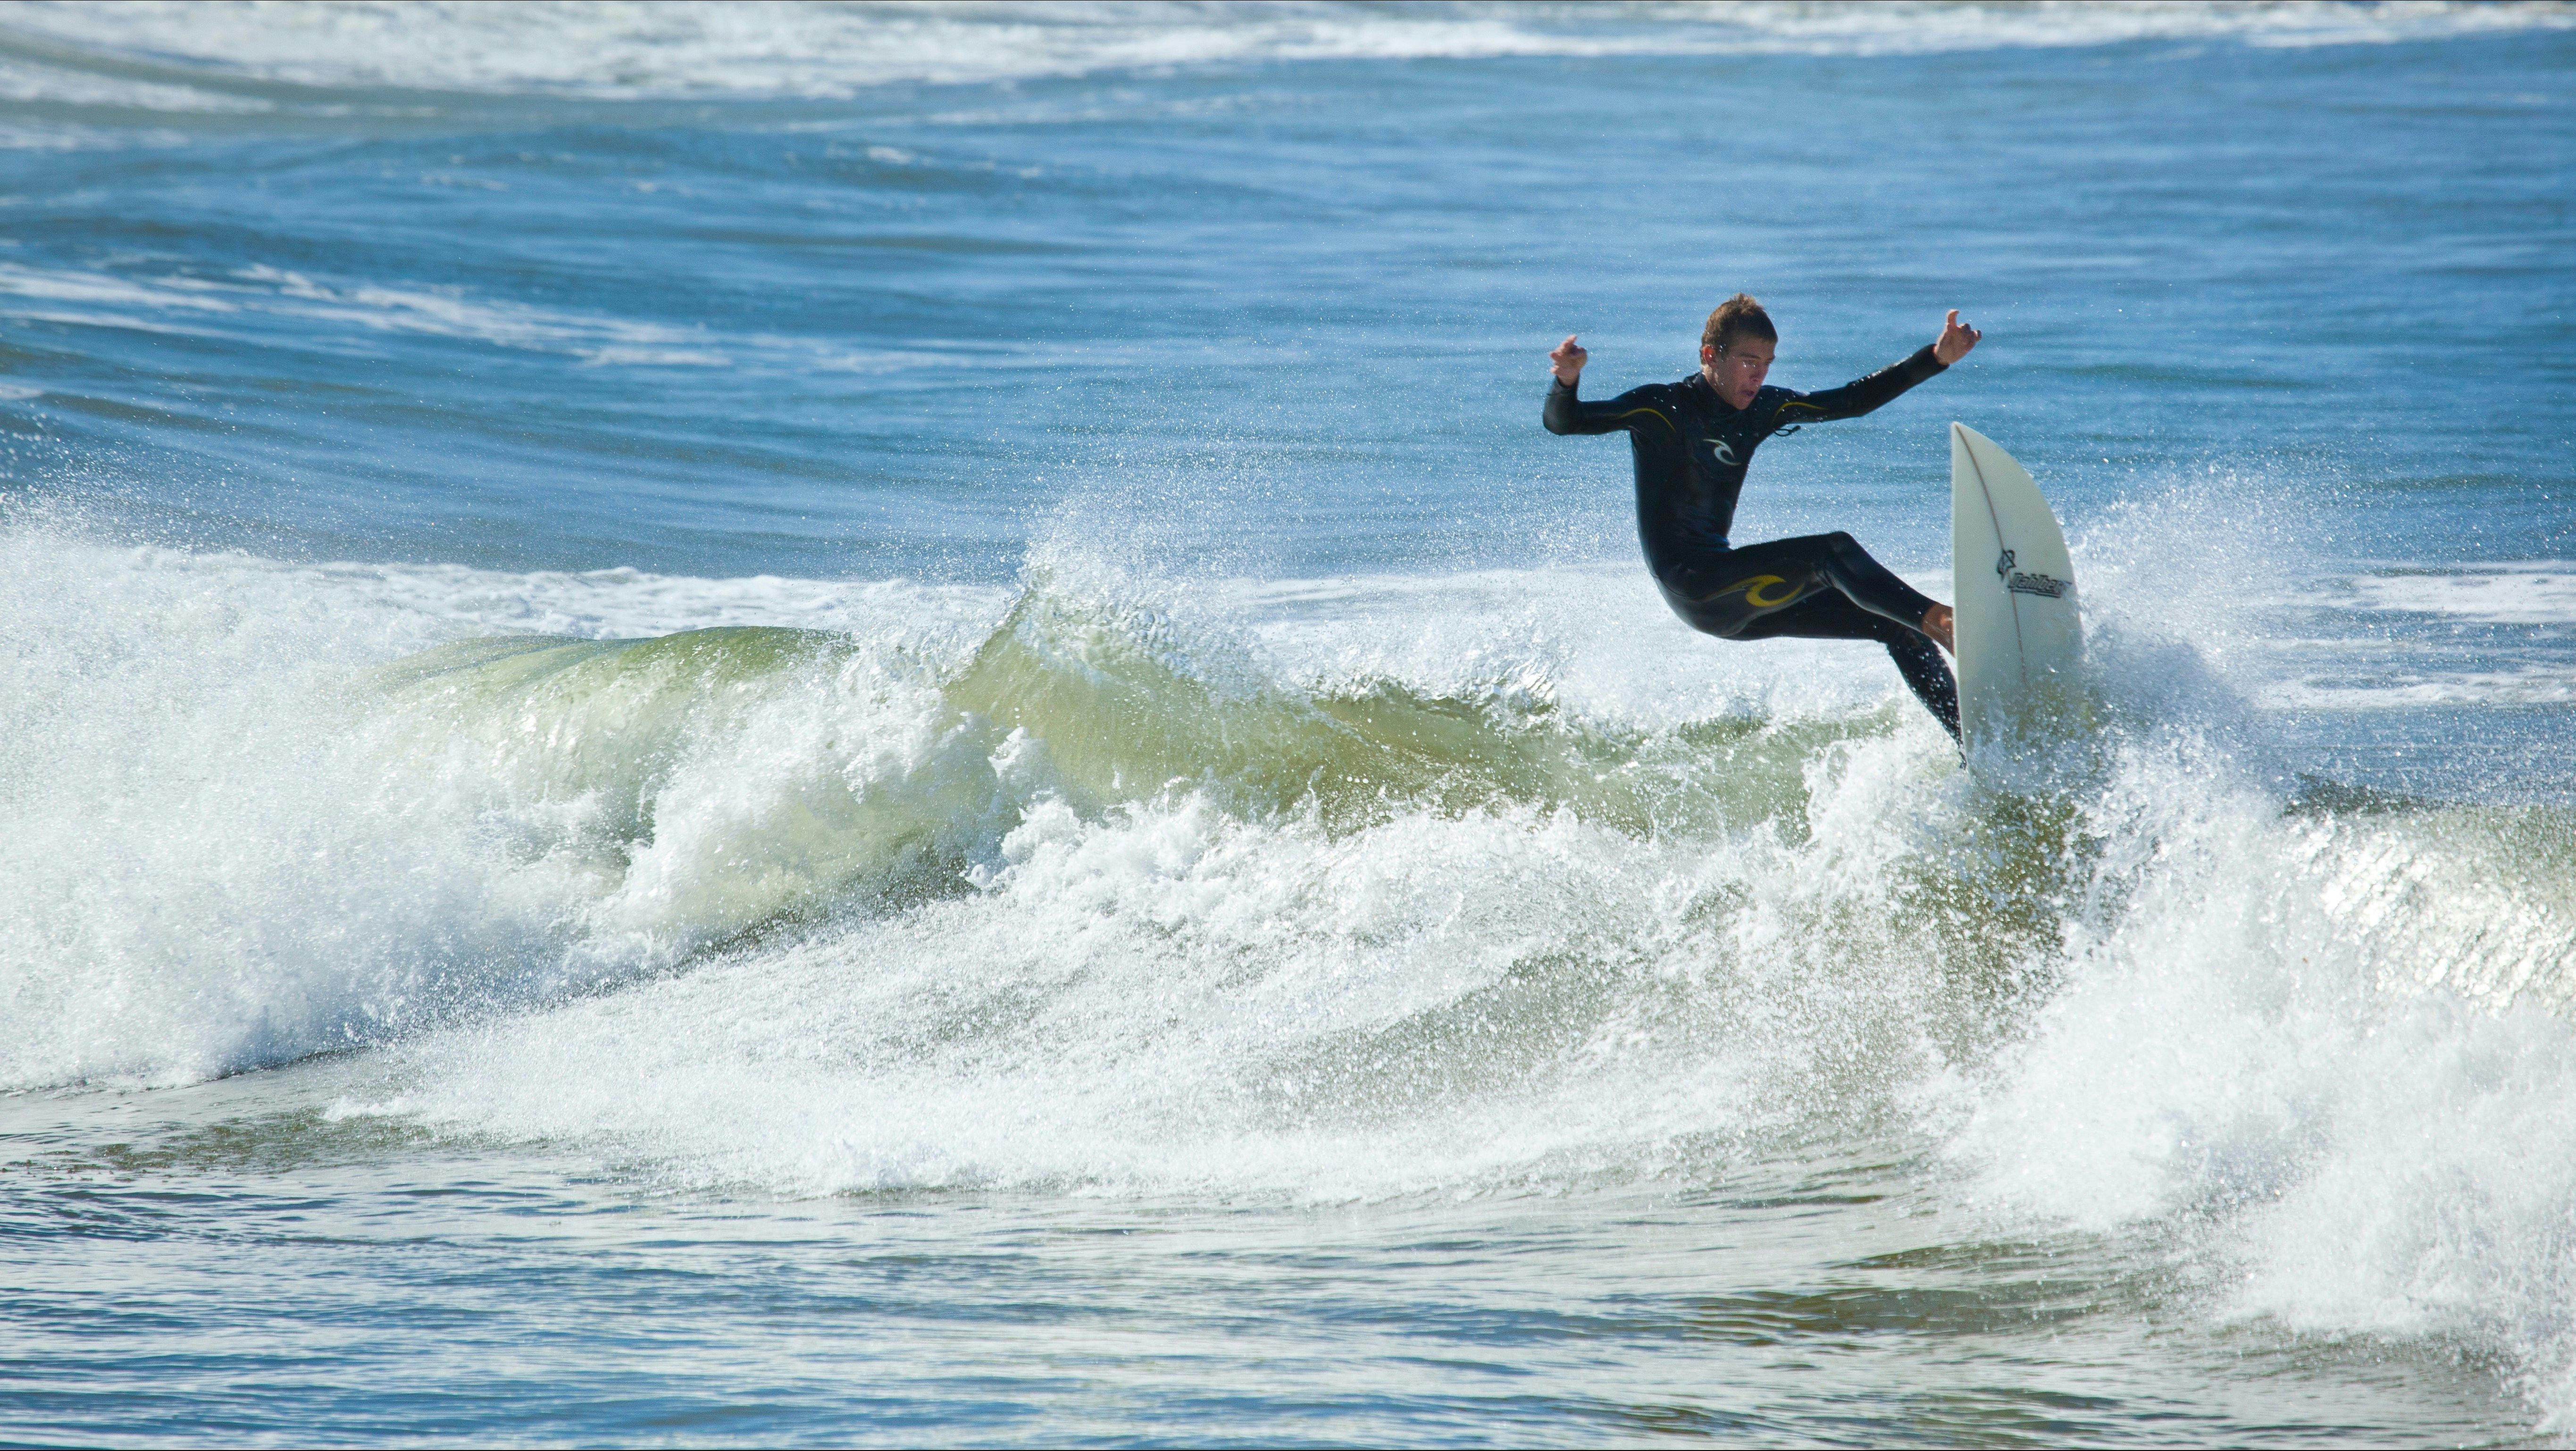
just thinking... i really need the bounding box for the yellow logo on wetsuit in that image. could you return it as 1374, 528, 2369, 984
1715, 574, 1798, 607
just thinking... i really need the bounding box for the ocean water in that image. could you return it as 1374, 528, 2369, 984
3, 2, 2575, 1444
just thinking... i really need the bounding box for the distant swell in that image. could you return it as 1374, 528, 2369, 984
1, 0, 2568, 109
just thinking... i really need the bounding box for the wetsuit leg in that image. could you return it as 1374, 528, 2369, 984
1658, 532, 1939, 639
1736, 593, 1960, 739
1656, 533, 1958, 738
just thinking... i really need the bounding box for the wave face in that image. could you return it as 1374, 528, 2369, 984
8, 515, 2576, 1424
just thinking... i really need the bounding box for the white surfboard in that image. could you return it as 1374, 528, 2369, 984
1951, 422, 2083, 752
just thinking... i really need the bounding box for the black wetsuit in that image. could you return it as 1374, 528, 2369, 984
1544, 344, 1959, 736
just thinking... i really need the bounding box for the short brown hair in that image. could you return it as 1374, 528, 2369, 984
1702, 294, 1776, 354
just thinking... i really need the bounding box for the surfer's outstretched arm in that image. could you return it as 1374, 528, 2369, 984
1772, 310, 1982, 425
1773, 346, 1943, 424
1541, 335, 1668, 436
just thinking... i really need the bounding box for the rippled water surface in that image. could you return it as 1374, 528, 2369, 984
4, 3, 2575, 1444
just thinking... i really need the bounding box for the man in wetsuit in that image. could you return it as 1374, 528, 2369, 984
1544, 294, 1980, 737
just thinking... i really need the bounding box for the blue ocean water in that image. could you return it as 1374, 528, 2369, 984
4, 3, 2575, 1444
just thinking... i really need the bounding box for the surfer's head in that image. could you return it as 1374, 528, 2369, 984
1699, 294, 1776, 409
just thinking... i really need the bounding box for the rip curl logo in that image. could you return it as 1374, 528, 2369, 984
1715, 573, 1798, 607
1706, 439, 1740, 468
1995, 549, 2069, 599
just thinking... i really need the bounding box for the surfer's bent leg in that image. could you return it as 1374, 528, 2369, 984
1812, 532, 1940, 632
1659, 532, 1940, 638
1665, 567, 1961, 739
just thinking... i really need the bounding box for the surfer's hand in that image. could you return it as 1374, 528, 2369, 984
1550, 335, 1587, 385
1933, 310, 1981, 366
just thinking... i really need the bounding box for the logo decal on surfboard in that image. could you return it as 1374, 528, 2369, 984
1993, 548, 2068, 599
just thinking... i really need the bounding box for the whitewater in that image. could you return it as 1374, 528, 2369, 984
4, 3, 2574, 1444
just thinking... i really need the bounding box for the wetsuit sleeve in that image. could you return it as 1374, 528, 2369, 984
1770, 344, 1946, 427
1544, 378, 1666, 436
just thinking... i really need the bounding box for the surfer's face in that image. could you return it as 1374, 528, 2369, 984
1700, 336, 1774, 409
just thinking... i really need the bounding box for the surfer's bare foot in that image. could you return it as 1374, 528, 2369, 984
1922, 602, 1954, 654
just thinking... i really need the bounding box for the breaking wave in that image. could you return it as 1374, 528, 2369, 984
5, 511, 2576, 1424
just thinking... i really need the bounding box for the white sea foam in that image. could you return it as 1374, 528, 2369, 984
2061, 486, 2576, 714
2276, 666, 2576, 709
1915, 497, 2576, 1411
0, 51, 267, 111
376, 796, 1781, 1200
0, 526, 1012, 1087
0, 261, 241, 312
2348, 564, 2576, 625
0, 509, 1954, 1092
361, 571, 2576, 1417
7, 505, 2575, 1422
1940, 768, 2576, 1427
42, 543, 1005, 640
5, 1, 2565, 105
2267, 564, 2576, 708
0, 259, 957, 371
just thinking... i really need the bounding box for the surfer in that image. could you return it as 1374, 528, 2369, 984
1544, 295, 1979, 737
